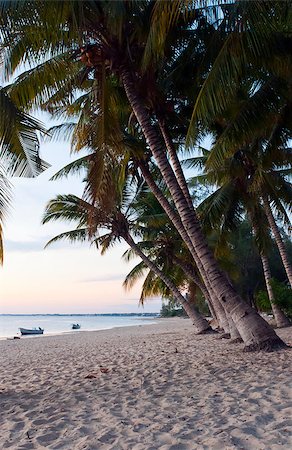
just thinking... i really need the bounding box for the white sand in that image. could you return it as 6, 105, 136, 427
0, 318, 291, 450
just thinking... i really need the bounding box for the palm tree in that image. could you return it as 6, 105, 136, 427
122, 213, 216, 323
191, 147, 291, 328
183, 29, 291, 323
124, 183, 227, 328
202, 78, 292, 287
262, 196, 292, 286
43, 189, 211, 334
0, 0, 285, 349
251, 208, 291, 328
260, 252, 290, 328
123, 254, 213, 324
2, 10, 227, 331
143, 0, 292, 339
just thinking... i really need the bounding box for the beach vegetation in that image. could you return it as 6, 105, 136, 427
0, 0, 291, 349
256, 279, 292, 319
160, 303, 187, 318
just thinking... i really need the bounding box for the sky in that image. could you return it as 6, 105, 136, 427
0, 133, 162, 314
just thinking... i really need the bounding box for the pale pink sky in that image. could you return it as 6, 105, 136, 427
0, 138, 161, 314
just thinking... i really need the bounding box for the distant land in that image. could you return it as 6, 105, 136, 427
0, 313, 160, 317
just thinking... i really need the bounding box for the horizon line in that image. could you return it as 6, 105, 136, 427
0, 312, 160, 316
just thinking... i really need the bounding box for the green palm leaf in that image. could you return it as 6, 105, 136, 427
123, 261, 148, 291
0, 88, 49, 177
45, 228, 88, 249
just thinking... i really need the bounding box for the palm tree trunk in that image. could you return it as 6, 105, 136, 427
121, 69, 284, 350
172, 255, 230, 333
260, 253, 291, 328
122, 232, 211, 334
228, 316, 242, 341
262, 195, 292, 286
174, 258, 217, 319
186, 281, 205, 317
139, 160, 229, 332
158, 118, 233, 334
158, 119, 194, 210
173, 257, 231, 332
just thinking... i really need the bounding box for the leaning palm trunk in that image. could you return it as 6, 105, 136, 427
260, 253, 290, 328
175, 258, 218, 320
174, 257, 230, 333
121, 69, 284, 350
172, 255, 230, 333
157, 117, 231, 327
262, 196, 292, 287
122, 232, 211, 334
228, 316, 242, 341
139, 160, 229, 332
158, 119, 194, 211
186, 281, 213, 323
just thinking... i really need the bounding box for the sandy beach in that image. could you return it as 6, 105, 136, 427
0, 318, 291, 450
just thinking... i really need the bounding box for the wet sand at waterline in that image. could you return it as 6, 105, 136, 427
0, 318, 291, 450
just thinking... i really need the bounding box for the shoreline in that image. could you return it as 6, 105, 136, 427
1, 318, 291, 449
0, 316, 160, 340
1, 317, 177, 342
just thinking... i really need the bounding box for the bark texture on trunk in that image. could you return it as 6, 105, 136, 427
139, 162, 217, 301
158, 119, 194, 211
263, 196, 292, 286
261, 253, 291, 328
228, 316, 242, 342
123, 232, 210, 334
158, 120, 231, 333
213, 301, 230, 333
121, 69, 284, 350
140, 160, 229, 332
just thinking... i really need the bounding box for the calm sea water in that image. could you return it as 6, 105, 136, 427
0, 314, 159, 338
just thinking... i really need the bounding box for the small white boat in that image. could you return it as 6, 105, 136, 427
72, 323, 81, 330
19, 327, 44, 335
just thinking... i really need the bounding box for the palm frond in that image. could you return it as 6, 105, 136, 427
94, 232, 120, 256
42, 194, 92, 226
186, 1, 291, 146
123, 261, 148, 291
50, 154, 91, 181
46, 122, 78, 143
44, 228, 88, 249
0, 89, 50, 177
198, 182, 242, 230
6, 53, 81, 111
0, 165, 12, 264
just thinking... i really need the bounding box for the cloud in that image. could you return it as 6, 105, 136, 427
81, 274, 125, 283
4, 237, 74, 252
5, 239, 45, 252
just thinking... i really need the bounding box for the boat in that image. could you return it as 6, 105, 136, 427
72, 323, 81, 330
19, 327, 44, 335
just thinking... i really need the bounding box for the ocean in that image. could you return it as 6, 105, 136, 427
0, 314, 159, 339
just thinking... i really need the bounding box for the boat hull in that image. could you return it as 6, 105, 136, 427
19, 328, 44, 335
